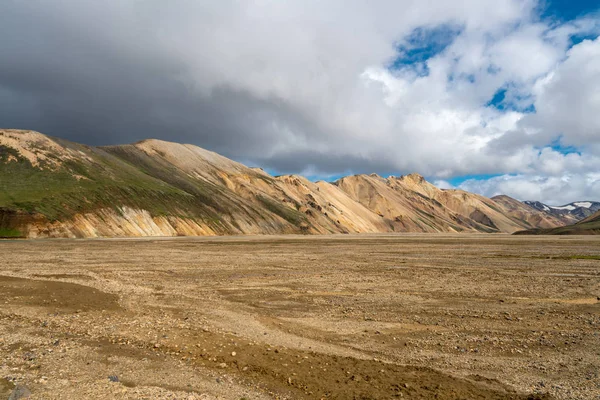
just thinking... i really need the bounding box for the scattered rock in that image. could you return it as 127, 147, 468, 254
108, 375, 119, 383
8, 385, 32, 400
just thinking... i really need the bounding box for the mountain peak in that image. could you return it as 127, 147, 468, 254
398, 173, 426, 184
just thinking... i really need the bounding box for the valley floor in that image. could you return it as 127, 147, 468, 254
0, 234, 599, 399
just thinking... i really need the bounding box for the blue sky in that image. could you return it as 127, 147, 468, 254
539, 0, 600, 21
390, 24, 463, 76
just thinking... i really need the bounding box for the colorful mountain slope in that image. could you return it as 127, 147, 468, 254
0, 129, 585, 238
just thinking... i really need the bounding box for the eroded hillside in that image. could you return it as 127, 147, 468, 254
0, 129, 575, 238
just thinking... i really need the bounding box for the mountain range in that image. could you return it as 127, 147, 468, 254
0, 129, 595, 238
515, 209, 600, 235
523, 200, 600, 221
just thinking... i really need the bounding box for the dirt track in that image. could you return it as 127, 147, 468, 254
0, 234, 599, 399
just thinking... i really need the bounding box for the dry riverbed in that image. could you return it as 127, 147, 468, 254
0, 234, 599, 399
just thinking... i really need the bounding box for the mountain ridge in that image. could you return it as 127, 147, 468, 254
523, 200, 600, 222
514, 210, 600, 235
0, 129, 593, 238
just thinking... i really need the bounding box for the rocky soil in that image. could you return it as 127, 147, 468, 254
0, 234, 599, 399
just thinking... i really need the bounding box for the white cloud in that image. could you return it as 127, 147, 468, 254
459, 172, 600, 205
520, 37, 600, 146
434, 180, 455, 190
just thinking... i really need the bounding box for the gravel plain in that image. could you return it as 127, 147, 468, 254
1, 234, 599, 399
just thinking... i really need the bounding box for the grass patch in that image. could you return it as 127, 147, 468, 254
0, 228, 23, 238
257, 195, 307, 226
567, 255, 600, 260
490, 254, 600, 261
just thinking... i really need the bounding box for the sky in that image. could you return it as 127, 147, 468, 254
1, 0, 599, 205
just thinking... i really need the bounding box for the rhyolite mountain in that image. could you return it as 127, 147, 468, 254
490, 195, 574, 228
0, 129, 592, 238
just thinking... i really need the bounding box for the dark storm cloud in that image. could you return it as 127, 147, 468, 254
251, 149, 398, 177
0, 1, 345, 171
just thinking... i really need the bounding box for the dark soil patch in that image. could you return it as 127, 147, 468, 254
0, 276, 119, 312
0, 378, 15, 397
156, 329, 545, 400
84, 339, 160, 362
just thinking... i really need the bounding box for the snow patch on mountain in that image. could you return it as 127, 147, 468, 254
551, 205, 576, 211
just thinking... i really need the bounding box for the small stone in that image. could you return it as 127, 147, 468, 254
108, 375, 119, 383
231, 351, 236, 356
9, 385, 32, 400
218, 362, 227, 368
153, 343, 160, 349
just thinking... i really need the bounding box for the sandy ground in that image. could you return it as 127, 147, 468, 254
0, 234, 598, 399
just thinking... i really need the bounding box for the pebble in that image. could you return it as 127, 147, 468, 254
8, 385, 32, 400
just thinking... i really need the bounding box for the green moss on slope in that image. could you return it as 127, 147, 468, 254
256, 195, 307, 226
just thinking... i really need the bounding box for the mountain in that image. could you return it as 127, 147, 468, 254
335, 174, 529, 233
491, 195, 574, 229
524, 200, 600, 222
0, 129, 576, 238
514, 210, 600, 235
0, 130, 313, 238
